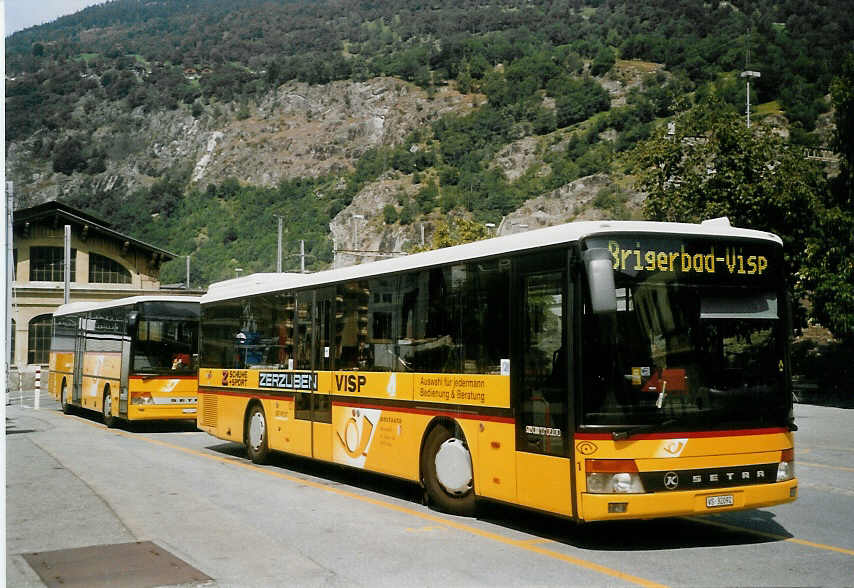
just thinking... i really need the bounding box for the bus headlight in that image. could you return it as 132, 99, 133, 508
585, 460, 646, 494
131, 391, 154, 405
777, 448, 795, 482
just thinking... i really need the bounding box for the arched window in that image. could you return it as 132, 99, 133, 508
28, 314, 53, 365
89, 253, 131, 284
30, 247, 76, 281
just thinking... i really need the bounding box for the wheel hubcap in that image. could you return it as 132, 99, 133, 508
434, 438, 472, 495
249, 412, 265, 450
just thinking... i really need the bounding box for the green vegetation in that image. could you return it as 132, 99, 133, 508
633, 98, 823, 302
800, 54, 854, 345
64, 174, 336, 285
632, 82, 854, 344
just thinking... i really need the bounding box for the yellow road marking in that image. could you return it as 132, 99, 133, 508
71, 418, 666, 588
73, 414, 854, 574
687, 517, 854, 557
134, 433, 668, 587
517, 538, 553, 545
798, 460, 854, 473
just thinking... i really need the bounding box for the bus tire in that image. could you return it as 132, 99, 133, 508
103, 386, 116, 428
60, 380, 71, 415
245, 404, 270, 464
421, 423, 476, 516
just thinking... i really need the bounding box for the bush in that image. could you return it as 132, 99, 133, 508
382, 204, 398, 224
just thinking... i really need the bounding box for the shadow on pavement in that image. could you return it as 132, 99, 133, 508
204, 440, 794, 553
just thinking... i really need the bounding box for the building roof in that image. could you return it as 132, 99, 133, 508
202, 217, 782, 304
13, 200, 176, 260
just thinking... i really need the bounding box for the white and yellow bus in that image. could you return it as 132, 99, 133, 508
196, 219, 797, 521
49, 295, 200, 427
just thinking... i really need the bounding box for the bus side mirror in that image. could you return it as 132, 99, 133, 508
127, 312, 139, 335
584, 248, 617, 314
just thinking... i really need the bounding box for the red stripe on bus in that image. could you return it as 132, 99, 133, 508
334, 400, 516, 424
130, 375, 198, 380
198, 388, 294, 402
575, 427, 788, 440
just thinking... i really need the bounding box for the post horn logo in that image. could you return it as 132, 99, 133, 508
576, 441, 598, 455
336, 411, 374, 458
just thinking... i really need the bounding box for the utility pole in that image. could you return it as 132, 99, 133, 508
185, 255, 190, 289
4, 182, 12, 413
63, 225, 71, 304
5, 183, 13, 379
741, 27, 760, 128
741, 70, 760, 128
300, 240, 306, 273
274, 215, 284, 272
352, 214, 364, 250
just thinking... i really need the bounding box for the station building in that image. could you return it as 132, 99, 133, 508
9, 201, 191, 381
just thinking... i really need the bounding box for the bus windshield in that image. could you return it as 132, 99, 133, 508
132, 302, 199, 374
581, 235, 790, 432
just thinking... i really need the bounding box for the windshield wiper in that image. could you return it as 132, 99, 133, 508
611, 419, 678, 441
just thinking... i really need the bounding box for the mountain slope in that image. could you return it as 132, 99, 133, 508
5, 0, 851, 285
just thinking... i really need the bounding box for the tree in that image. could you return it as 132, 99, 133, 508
52, 136, 86, 175
590, 45, 616, 77
800, 53, 854, 342
382, 204, 398, 224
416, 216, 491, 252
632, 99, 825, 322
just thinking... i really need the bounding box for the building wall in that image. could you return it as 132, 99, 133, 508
12, 220, 166, 367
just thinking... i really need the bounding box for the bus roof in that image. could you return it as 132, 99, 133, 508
53, 295, 201, 317
201, 218, 782, 305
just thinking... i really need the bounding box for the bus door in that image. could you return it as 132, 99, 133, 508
118, 312, 135, 418
72, 316, 86, 404
312, 288, 335, 460
291, 290, 314, 457
513, 249, 574, 517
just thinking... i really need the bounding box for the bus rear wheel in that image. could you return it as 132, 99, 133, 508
103, 387, 115, 428
245, 404, 269, 464
421, 423, 476, 516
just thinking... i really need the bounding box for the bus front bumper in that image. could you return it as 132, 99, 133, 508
580, 478, 798, 522
127, 404, 197, 421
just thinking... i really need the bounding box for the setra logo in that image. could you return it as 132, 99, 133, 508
663, 471, 680, 490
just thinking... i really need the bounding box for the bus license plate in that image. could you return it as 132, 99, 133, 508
706, 494, 734, 508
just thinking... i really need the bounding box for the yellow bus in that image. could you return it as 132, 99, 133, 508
49, 295, 201, 427
196, 219, 797, 521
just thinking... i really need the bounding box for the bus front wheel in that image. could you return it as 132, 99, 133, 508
421, 423, 476, 516
103, 387, 115, 428
245, 404, 269, 464
60, 381, 71, 415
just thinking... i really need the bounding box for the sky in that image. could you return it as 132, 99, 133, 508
5, 0, 105, 36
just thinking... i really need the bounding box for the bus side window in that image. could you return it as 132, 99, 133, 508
333, 281, 370, 370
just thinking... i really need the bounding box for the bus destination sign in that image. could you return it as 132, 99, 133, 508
585, 235, 780, 284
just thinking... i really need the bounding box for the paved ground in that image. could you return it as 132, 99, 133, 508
5, 390, 853, 587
